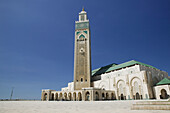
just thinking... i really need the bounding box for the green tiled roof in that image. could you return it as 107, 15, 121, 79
92, 60, 158, 76
156, 78, 170, 86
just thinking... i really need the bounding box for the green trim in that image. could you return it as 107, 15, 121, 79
76, 31, 80, 35
79, 34, 85, 39
92, 60, 159, 76
83, 31, 87, 34
156, 78, 170, 85
75, 22, 89, 30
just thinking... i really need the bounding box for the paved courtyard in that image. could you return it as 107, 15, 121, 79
0, 100, 169, 113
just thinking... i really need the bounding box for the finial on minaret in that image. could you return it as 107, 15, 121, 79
82, 6, 84, 11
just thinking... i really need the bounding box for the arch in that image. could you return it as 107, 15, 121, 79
59, 93, 62, 100
98, 81, 107, 90
51, 93, 54, 101
135, 92, 140, 100
68, 92, 72, 101
130, 77, 142, 99
95, 92, 99, 101
102, 93, 105, 100
117, 80, 126, 99
111, 93, 116, 100
64, 93, 67, 101
78, 92, 82, 101
120, 94, 124, 100
55, 93, 58, 101
85, 91, 90, 101
116, 79, 125, 87
106, 93, 109, 100
73, 92, 76, 101
160, 89, 168, 99
44, 93, 47, 101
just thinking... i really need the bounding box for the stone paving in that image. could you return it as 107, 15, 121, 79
0, 100, 170, 113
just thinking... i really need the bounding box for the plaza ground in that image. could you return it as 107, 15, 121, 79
0, 100, 169, 113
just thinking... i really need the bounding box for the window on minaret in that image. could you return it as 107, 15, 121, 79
81, 15, 84, 21
81, 78, 83, 82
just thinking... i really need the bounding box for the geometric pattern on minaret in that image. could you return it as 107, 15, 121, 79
74, 8, 91, 90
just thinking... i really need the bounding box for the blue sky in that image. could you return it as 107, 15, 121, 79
0, 0, 170, 99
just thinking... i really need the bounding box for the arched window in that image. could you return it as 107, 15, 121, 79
81, 78, 83, 82
81, 15, 84, 21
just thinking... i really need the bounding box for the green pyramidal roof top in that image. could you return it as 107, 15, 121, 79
156, 78, 170, 86
92, 60, 158, 76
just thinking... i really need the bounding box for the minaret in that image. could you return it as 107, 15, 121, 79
74, 8, 91, 90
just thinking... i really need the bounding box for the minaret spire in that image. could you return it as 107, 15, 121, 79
82, 6, 84, 11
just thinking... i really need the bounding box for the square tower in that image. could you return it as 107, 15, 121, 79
74, 8, 91, 90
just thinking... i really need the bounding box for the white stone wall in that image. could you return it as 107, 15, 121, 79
92, 65, 154, 99
93, 65, 141, 89
154, 85, 170, 99
61, 82, 74, 91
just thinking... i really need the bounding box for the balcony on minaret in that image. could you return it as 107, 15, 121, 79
75, 8, 90, 30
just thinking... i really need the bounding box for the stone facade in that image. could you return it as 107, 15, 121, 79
41, 9, 169, 101
154, 85, 170, 99
74, 9, 91, 90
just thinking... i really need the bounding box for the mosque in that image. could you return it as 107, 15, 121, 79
41, 9, 170, 101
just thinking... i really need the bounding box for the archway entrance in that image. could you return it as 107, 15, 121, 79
135, 92, 140, 100
106, 93, 109, 100
73, 92, 76, 101
85, 92, 90, 101
44, 93, 47, 100
111, 93, 116, 100
68, 93, 72, 101
64, 93, 67, 101
160, 89, 168, 99
102, 93, 105, 100
55, 93, 58, 101
120, 94, 124, 100
95, 92, 99, 101
59, 93, 62, 100
51, 93, 54, 101
78, 92, 82, 101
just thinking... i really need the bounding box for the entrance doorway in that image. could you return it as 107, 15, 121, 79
95, 92, 99, 101
44, 93, 47, 100
106, 93, 109, 100
120, 94, 124, 100
135, 92, 140, 100
73, 92, 76, 101
160, 89, 168, 99
51, 93, 54, 101
85, 92, 90, 101
68, 93, 72, 101
78, 92, 82, 101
